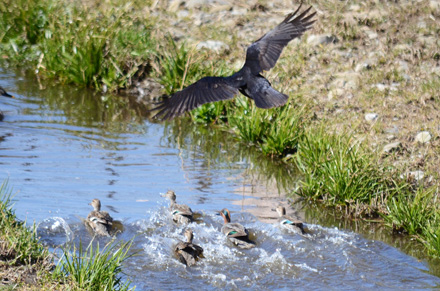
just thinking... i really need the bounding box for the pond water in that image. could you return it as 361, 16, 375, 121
1, 69, 439, 290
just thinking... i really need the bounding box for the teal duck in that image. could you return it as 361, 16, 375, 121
85, 198, 113, 236
276, 205, 306, 234
219, 208, 255, 249
0, 86, 14, 121
163, 190, 193, 224
174, 229, 204, 266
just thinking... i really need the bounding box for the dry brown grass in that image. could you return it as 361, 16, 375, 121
147, 0, 439, 183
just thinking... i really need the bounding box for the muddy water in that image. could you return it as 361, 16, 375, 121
1, 69, 439, 290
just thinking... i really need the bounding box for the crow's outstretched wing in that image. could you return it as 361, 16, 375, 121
244, 4, 316, 75
152, 76, 239, 120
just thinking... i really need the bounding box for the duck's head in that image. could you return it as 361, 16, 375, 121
276, 205, 286, 217
184, 229, 194, 243
0, 87, 14, 98
219, 208, 231, 223
162, 190, 177, 202
89, 198, 101, 211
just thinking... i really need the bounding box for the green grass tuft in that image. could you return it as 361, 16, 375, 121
1, 0, 155, 91
54, 239, 135, 290
0, 181, 50, 267
383, 186, 436, 235
294, 128, 405, 216
228, 98, 306, 156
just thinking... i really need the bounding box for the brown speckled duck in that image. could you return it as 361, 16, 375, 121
163, 190, 193, 224
276, 205, 306, 234
219, 208, 255, 249
85, 198, 113, 236
174, 229, 204, 266
0, 86, 14, 121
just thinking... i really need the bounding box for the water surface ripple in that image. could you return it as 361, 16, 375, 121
1, 70, 439, 289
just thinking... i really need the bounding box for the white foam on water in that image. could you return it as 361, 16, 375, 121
37, 216, 73, 245
294, 263, 318, 273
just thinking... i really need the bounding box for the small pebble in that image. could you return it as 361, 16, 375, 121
415, 131, 431, 144
383, 141, 401, 153
365, 113, 378, 122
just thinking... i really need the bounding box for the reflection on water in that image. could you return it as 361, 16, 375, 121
1, 68, 440, 289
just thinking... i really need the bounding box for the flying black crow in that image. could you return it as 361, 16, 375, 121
152, 3, 316, 120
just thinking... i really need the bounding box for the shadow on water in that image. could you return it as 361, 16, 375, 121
2, 68, 440, 288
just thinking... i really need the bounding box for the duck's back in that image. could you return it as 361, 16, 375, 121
172, 203, 193, 215
174, 242, 203, 266
87, 210, 113, 225
222, 222, 248, 238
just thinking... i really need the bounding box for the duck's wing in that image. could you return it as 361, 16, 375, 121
244, 4, 316, 75
229, 237, 256, 249
175, 215, 192, 224
175, 242, 200, 266
87, 211, 113, 225
222, 223, 249, 238
86, 217, 111, 236
174, 242, 189, 265
193, 244, 204, 258
280, 215, 303, 226
151, 76, 239, 120
280, 216, 306, 234
98, 211, 113, 225
188, 243, 204, 258
172, 204, 193, 216
174, 241, 188, 252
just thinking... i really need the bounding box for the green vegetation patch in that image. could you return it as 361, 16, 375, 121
294, 128, 406, 217
54, 239, 134, 291
1, 0, 440, 262
228, 97, 306, 156
0, 181, 135, 289
0, 181, 55, 288
384, 185, 440, 257
0, 0, 155, 91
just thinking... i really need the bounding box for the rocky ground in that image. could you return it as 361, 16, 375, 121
140, 0, 439, 183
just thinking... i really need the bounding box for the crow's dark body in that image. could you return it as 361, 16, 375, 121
152, 4, 316, 120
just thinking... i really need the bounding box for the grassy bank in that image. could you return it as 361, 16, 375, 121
0, 182, 134, 290
0, 0, 154, 91
1, 0, 439, 258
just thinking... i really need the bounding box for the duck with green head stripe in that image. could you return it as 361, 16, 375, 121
276, 205, 306, 234
219, 208, 255, 249
163, 190, 193, 224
